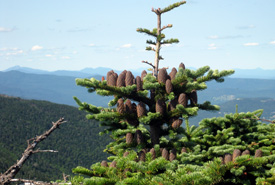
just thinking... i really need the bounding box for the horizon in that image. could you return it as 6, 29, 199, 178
1, 0, 275, 71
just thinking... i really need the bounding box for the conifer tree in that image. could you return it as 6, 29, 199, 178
71, 1, 275, 185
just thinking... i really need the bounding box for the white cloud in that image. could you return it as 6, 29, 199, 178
237, 24, 255, 29
61, 56, 70, 59
208, 35, 219, 39
243, 43, 259, 46
270, 40, 275, 45
72, 51, 78, 54
162, 44, 171, 47
121, 44, 132, 48
31, 45, 43, 51
88, 43, 95, 47
208, 43, 217, 50
0, 27, 14, 32
45, 54, 53, 57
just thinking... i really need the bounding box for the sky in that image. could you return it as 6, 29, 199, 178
0, 0, 275, 72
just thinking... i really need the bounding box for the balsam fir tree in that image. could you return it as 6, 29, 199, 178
72, 1, 275, 185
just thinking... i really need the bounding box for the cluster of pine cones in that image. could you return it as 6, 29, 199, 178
105, 63, 198, 130
221, 149, 263, 164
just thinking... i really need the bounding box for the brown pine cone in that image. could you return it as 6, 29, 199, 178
110, 161, 117, 168
125, 99, 133, 113
169, 98, 178, 111
242, 149, 250, 156
158, 68, 168, 84
101, 160, 108, 167
156, 99, 166, 115
169, 67, 177, 81
123, 151, 130, 157
126, 133, 133, 144
189, 90, 198, 106
255, 149, 262, 158
162, 148, 169, 160
135, 130, 143, 145
181, 147, 187, 153
137, 102, 146, 117
138, 151, 146, 162
179, 63, 185, 70
141, 70, 147, 81
108, 73, 117, 86
150, 148, 156, 159
126, 119, 139, 127
178, 93, 187, 107
172, 119, 183, 129
165, 79, 173, 94
136, 76, 142, 91
224, 154, 232, 164
232, 149, 241, 161
117, 71, 126, 87
125, 71, 134, 86
116, 98, 125, 114
169, 148, 177, 161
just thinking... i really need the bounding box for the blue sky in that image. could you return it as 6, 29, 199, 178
0, 0, 274, 71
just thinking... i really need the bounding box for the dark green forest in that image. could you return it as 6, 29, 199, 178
0, 95, 110, 181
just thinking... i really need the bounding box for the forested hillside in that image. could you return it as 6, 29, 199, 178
0, 95, 110, 181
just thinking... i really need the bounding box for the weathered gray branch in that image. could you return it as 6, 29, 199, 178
0, 118, 66, 185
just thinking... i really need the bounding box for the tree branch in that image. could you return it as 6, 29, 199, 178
0, 118, 66, 185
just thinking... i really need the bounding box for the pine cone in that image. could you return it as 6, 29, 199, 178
179, 62, 185, 70
169, 148, 177, 161
125, 71, 134, 86
126, 133, 133, 144
150, 148, 156, 159
169, 98, 178, 111
156, 99, 166, 115
232, 149, 241, 161
181, 147, 187, 153
125, 99, 133, 113
169, 67, 177, 81
162, 148, 169, 160
123, 151, 130, 157
242, 149, 250, 156
110, 161, 117, 168
117, 71, 126, 87
135, 130, 143, 145
106, 70, 114, 85
158, 68, 168, 84
116, 98, 125, 114
137, 102, 146, 117
138, 151, 146, 162
126, 119, 139, 127
165, 79, 173, 94
109, 73, 117, 86
101, 160, 108, 167
255, 149, 262, 158
224, 154, 232, 164
189, 90, 198, 106
136, 76, 142, 91
141, 70, 147, 81
172, 119, 183, 129
178, 93, 187, 107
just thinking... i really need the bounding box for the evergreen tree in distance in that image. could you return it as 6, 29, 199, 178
72, 1, 275, 184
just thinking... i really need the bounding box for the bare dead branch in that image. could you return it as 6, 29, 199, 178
141, 61, 155, 69
0, 118, 66, 185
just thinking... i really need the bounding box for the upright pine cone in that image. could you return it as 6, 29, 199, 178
169, 148, 177, 161
224, 154, 232, 164
117, 71, 126, 87
156, 99, 166, 115
242, 149, 250, 156
181, 147, 187, 153
179, 62, 185, 70
169, 98, 178, 111
233, 149, 241, 161
162, 148, 169, 160
137, 102, 146, 117
109, 73, 117, 86
126, 132, 133, 144
138, 151, 146, 162
117, 98, 125, 114
255, 149, 262, 157
158, 68, 168, 84
101, 160, 108, 167
141, 70, 147, 81
106, 70, 114, 85
178, 93, 187, 107
125, 99, 133, 113
125, 71, 134, 86
135, 130, 143, 145
123, 151, 129, 157
136, 76, 142, 91
165, 79, 173, 94
169, 67, 177, 81
172, 119, 183, 129
110, 161, 117, 168
189, 90, 198, 106
150, 148, 156, 159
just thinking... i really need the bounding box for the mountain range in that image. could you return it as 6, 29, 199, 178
3, 65, 275, 79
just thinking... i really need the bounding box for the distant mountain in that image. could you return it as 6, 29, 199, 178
4, 66, 275, 79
